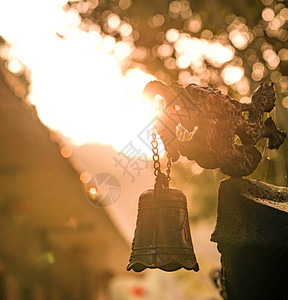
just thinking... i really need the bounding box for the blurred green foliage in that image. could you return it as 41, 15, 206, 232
67, 0, 288, 92
66, 0, 288, 220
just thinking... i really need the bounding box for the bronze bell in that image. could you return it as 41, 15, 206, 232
127, 186, 199, 272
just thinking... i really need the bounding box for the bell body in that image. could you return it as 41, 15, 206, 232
127, 187, 199, 272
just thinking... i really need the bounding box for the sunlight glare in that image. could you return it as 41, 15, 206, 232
0, 0, 240, 158
0, 0, 157, 154
154, 95, 166, 110
114, 41, 132, 61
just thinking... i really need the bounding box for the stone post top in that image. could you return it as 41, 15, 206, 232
220, 177, 288, 211
211, 177, 288, 247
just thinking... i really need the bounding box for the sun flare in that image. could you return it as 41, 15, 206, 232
0, 0, 156, 154
0, 0, 247, 157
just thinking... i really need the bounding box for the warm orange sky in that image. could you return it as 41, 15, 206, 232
0, 0, 157, 152
0, 0, 245, 155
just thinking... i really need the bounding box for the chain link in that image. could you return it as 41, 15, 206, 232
151, 128, 172, 183
166, 152, 172, 182
151, 128, 160, 177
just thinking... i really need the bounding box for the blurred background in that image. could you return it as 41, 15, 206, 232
0, 0, 287, 299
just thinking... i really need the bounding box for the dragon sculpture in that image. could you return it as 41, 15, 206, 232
143, 81, 286, 177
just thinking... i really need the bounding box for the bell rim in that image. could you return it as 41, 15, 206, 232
126, 260, 199, 272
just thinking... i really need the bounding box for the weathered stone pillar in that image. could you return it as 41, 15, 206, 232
211, 178, 288, 300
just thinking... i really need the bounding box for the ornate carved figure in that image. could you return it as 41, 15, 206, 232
143, 81, 286, 177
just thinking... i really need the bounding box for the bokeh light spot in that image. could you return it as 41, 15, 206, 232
164, 57, 177, 69
166, 28, 180, 43
169, 1, 181, 14
252, 62, 265, 81
119, 0, 131, 10
7, 58, 24, 75
269, 17, 283, 30
280, 76, 288, 93
229, 30, 249, 50
80, 172, 92, 183
133, 47, 148, 61
235, 77, 250, 95
158, 44, 174, 58
261, 0, 273, 6
267, 55, 280, 69
176, 55, 191, 69
221, 65, 244, 85
262, 8, 275, 21
61, 146, 73, 158
271, 70, 282, 82
120, 23, 132, 36
282, 96, 288, 108
280, 8, 288, 20
187, 18, 202, 33
262, 49, 280, 69
107, 14, 121, 30
178, 70, 192, 85
201, 29, 213, 40
279, 48, 288, 61
149, 14, 165, 28
114, 41, 132, 61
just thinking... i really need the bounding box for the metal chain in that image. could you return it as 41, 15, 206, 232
151, 128, 172, 183
151, 128, 160, 177
166, 152, 172, 182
